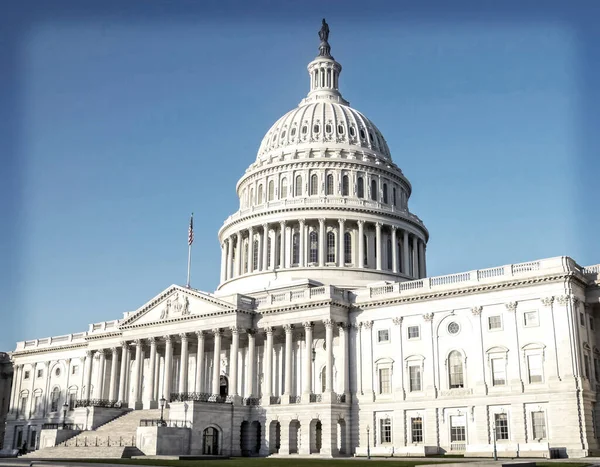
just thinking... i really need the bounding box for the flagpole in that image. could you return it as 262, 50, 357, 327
186, 213, 193, 288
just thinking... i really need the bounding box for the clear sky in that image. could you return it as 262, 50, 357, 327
0, 0, 599, 351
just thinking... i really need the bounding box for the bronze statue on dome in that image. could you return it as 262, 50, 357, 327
318, 18, 332, 58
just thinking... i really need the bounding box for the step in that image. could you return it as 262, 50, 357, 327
22, 446, 143, 459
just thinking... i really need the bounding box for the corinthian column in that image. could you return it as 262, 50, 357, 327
324, 320, 334, 394
179, 334, 189, 394
235, 232, 242, 276
283, 325, 294, 397
358, 221, 365, 268
318, 219, 325, 266
94, 350, 106, 399
263, 327, 274, 402
338, 323, 349, 396
83, 351, 93, 401
226, 237, 233, 280
195, 331, 205, 393
248, 227, 255, 272
299, 219, 306, 267
375, 222, 382, 270
391, 227, 398, 273
211, 329, 222, 396
246, 329, 256, 397
403, 230, 410, 275
108, 347, 119, 402
132, 340, 143, 408
279, 221, 286, 268
163, 335, 173, 403
118, 344, 128, 404
303, 322, 313, 397
229, 327, 239, 397
144, 337, 157, 408
262, 224, 269, 271
220, 241, 227, 283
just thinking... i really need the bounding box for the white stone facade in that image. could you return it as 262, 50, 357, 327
2, 23, 600, 459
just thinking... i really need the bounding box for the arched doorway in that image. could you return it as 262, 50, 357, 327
310, 419, 322, 454
240, 420, 261, 456
219, 375, 228, 397
289, 420, 301, 454
269, 421, 281, 454
202, 427, 219, 455
251, 421, 261, 455
337, 419, 347, 455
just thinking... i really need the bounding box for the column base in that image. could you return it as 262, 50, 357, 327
143, 400, 158, 409
132, 401, 144, 410
321, 391, 335, 404
229, 395, 243, 405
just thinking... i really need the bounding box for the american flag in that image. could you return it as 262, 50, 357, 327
188, 213, 194, 246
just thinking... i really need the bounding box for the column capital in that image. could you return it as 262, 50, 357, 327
338, 218, 345, 224
360, 320, 373, 329
110, 347, 118, 355
132, 339, 142, 347
195, 330, 205, 339
357, 220, 365, 226
318, 218, 326, 224
120, 340, 128, 347
262, 326, 274, 335
375, 222, 382, 228
471, 306, 482, 316
283, 324, 294, 333
392, 316, 403, 326
85, 350, 94, 358
212, 328, 223, 336
323, 319, 334, 329
423, 313, 434, 322
337, 322, 349, 332
279, 220, 287, 228
163, 335, 172, 343
299, 218, 306, 226
179, 333, 188, 342
262, 223, 268, 231
148, 336, 157, 345
505, 302, 518, 312
246, 328, 257, 336
230, 326, 240, 334
541, 296, 555, 307
302, 321, 313, 330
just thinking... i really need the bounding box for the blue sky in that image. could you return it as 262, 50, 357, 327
0, 0, 598, 351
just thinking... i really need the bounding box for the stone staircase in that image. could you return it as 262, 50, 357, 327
23, 409, 167, 459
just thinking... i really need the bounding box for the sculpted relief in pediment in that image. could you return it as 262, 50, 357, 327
159, 292, 190, 320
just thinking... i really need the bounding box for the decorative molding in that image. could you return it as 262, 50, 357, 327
323, 319, 334, 328
505, 302, 518, 312
302, 321, 314, 330
283, 324, 294, 333
471, 306, 482, 316
212, 328, 223, 336
263, 326, 274, 335
361, 320, 373, 329
392, 317, 403, 326
423, 313, 434, 322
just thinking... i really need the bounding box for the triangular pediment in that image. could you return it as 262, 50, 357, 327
119, 285, 236, 328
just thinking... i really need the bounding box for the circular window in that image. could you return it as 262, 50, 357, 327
55, 367, 61, 377
447, 322, 460, 335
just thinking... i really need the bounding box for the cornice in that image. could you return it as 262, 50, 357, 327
358, 273, 574, 310
85, 332, 123, 341
120, 308, 255, 330
257, 299, 351, 315
11, 342, 88, 358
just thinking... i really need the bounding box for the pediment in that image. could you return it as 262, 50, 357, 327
119, 285, 235, 328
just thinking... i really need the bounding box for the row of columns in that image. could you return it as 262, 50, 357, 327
220, 220, 426, 282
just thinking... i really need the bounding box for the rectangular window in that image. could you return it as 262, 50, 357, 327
34, 395, 41, 414
531, 411, 547, 439
580, 312, 585, 327
595, 359, 600, 381
36, 369, 43, 378
377, 329, 390, 343
491, 358, 506, 386
30, 429, 36, 449
411, 417, 423, 443
23, 371, 30, 380
71, 365, 79, 376
495, 413, 509, 440
527, 354, 543, 383
19, 397, 27, 417
590, 317, 595, 331
68, 393, 76, 411
407, 326, 420, 339
380, 418, 392, 444
450, 415, 466, 442
488, 315, 502, 330
379, 368, 391, 394
523, 311, 539, 327
585, 354, 591, 379
409, 365, 422, 392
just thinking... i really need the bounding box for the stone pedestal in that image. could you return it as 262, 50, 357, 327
136, 426, 190, 455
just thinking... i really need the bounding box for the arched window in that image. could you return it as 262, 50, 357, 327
387, 238, 392, 270
268, 180, 275, 201
203, 427, 220, 455
357, 177, 364, 199
244, 242, 249, 273
50, 387, 60, 412
241, 188, 246, 208
292, 232, 300, 265
309, 231, 318, 263
370, 179, 377, 201
326, 174, 334, 195
363, 234, 368, 266
393, 187, 397, 206
342, 175, 349, 196
321, 367, 327, 393
257, 185, 263, 204
327, 231, 336, 263
267, 237, 272, 268
310, 174, 319, 195
249, 188, 254, 206
295, 175, 302, 196
383, 183, 388, 204
281, 178, 288, 198
276, 234, 281, 267
344, 232, 352, 264
253, 239, 259, 271
448, 351, 464, 388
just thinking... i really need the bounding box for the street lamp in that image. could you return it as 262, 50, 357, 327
62, 401, 69, 429
366, 425, 371, 460
492, 423, 498, 461
159, 396, 167, 427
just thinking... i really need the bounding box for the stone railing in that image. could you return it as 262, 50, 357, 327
243, 397, 261, 406
60, 435, 136, 447
140, 419, 191, 428
365, 257, 595, 302
223, 196, 424, 227
309, 393, 322, 403
289, 395, 301, 404
269, 396, 281, 405
335, 393, 347, 403
74, 399, 120, 408
42, 423, 83, 430
255, 285, 350, 309
169, 392, 233, 404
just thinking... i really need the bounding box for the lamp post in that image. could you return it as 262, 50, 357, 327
62, 401, 69, 429
159, 396, 166, 427
366, 425, 371, 460
492, 423, 497, 461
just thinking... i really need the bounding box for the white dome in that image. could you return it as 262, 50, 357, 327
256, 102, 392, 162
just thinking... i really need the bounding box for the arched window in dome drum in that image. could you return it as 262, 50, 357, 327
267, 237, 272, 268
344, 232, 352, 264
295, 175, 302, 196
383, 183, 388, 204
309, 231, 318, 263
268, 180, 275, 202
302, 126, 307, 135
253, 240, 259, 271
250, 188, 254, 206
327, 231, 336, 263
338, 124, 344, 135
292, 232, 300, 265
360, 129, 366, 140
310, 174, 319, 196
387, 238, 392, 270
258, 185, 263, 204
313, 124, 320, 134
281, 178, 288, 198
244, 242, 249, 273
357, 177, 364, 199
349, 126, 356, 137
370, 179, 377, 201
326, 174, 334, 195
325, 124, 332, 134
449, 351, 464, 388
342, 175, 349, 196
276, 234, 281, 267
363, 234, 368, 267
291, 127, 296, 137
393, 187, 397, 207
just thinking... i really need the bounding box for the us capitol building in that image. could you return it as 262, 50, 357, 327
3, 21, 600, 459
